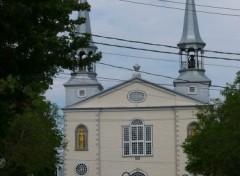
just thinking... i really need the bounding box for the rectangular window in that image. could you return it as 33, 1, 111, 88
146, 142, 152, 155
122, 123, 153, 157
188, 86, 197, 94
78, 89, 86, 97
132, 127, 137, 141
124, 143, 130, 155
145, 126, 151, 141
123, 127, 130, 156
138, 142, 144, 154
138, 126, 143, 140
123, 128, 129, 142
132, 142, 138, 154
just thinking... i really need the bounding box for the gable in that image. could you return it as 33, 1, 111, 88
67, 78, 202, 109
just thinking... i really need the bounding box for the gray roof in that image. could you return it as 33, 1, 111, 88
63, 72, 103, 88
173, 70, 211, 85
178, 0, 205, 48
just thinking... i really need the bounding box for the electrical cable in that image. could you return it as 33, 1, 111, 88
89, 34, 240, 56
119, 0, 240, 17
156, 0, 240, 12
102, 51, 240, 69
92, 41, 240, 62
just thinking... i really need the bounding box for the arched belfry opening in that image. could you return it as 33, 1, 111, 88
179, 47, 204, 70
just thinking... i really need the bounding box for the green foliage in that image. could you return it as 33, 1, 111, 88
182, 71, 240, 176
0, 0, 101, 93
0, 97, 63, 176
0, 0, 101, 174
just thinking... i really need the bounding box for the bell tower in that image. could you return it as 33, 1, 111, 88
173, 0, 211, 103
64, 0, 103, 106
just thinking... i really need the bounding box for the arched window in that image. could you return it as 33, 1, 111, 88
75, 125, 88, 151
131, 172, 146, 176
122, 119, 152, 156
187, 122, 197, 136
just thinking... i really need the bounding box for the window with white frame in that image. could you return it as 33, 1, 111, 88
188, 86, 197, 94
123, 119, 152, 156
78, 89, 86, 97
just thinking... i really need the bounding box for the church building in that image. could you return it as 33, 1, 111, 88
63, 0, 211, 176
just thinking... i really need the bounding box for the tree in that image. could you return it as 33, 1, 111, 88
182, 71, 240, 176
0, 0, 101, 174
0, 96, 63, 176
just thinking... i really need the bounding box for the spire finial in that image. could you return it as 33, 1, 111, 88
178, 0, 205, 49
133, 63, 141, 78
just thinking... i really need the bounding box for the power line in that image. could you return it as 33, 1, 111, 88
98, 62, 226, 89
91, 34, 240, 57
102, 51, 240, 69
156, 0, 240, 12
92, 41, 240, 62
119, 0, 240, 17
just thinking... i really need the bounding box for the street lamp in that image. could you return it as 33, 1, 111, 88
122, 171, 131, 176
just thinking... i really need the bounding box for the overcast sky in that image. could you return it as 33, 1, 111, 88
46, 0, 240, 108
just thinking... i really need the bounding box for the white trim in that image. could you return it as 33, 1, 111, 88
122, 119, 153, 157
77, 89, 86, 97
188, 86, 197, 95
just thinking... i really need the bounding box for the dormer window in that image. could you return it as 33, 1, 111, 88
188, 86, 197, 94
78, 89, 86, 97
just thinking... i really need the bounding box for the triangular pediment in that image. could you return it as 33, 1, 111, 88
65, 78, 203, 109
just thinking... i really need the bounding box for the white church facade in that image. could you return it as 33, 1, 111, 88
63, 0, 211, 176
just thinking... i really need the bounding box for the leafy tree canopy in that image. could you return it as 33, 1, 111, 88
0, 96, 63, 176
0, 0, 101, 174
182, 71, 240, 176
0, 0, 101, 95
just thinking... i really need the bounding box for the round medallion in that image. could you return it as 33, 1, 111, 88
75, 163, 88, 176
128, 90, 146, 103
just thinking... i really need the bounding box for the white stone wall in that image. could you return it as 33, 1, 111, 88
64, 107, 197, 176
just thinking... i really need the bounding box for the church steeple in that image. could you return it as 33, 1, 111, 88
76, 0, 97, 52
178, 0, 205, 49
64, 0, 103, 106
174, 0, 211, 103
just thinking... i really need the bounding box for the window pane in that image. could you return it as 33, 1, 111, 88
132, 142, 137, 154
132, 127, 137, 141
123, 127, 129, 141
124, 143, 130, 155
132, 172, 145, 176
138, 126, 143, 140
138, 142, 144, 154
131, 119, 143, 125
146, 142, 152, 155
146, 126, 152, 141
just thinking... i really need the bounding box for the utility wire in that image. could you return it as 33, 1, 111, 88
92, 41, 240, 62
119, 0, 240, 17
98, 62, 226, 89
90, 34, 240, 56
156, 0, 240, 12
102, 51, 240, 69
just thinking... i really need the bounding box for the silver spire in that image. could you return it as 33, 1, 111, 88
178, 0, 205, 49
76, 0, 97, 50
